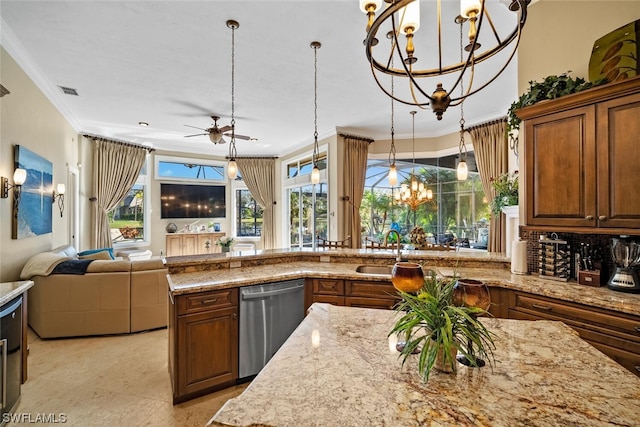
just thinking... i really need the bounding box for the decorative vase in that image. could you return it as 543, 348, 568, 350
434, 343, 458, 373
221, 246, 230, 253
391, 262, 424, 293
165, 223, 177, 233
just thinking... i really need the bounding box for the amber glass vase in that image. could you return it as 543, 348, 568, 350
391, 262, 425, 293
452, 278, 491, 367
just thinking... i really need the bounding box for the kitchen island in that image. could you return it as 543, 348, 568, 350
208, 303, 640, 427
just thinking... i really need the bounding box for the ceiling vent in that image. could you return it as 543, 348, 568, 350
58, 86, 78, 96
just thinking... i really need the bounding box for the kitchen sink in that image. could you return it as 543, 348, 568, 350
355, 265, 394, 275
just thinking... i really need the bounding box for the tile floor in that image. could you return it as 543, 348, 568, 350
15, 327, 248, 426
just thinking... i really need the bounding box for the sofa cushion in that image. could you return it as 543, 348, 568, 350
78, 248, 115, 260
51, 245, 78, 258
85, 259, 131, 273
79, 250, 113, 261
20, 252, 74, 279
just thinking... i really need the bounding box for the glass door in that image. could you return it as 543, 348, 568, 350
288, 183, 328, 248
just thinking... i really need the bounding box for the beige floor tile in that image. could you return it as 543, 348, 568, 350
17, 328, 248, 426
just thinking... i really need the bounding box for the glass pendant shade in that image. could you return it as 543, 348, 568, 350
457, 160, 468, 181
228, 160, 238, 179
426, 189, 433, 200
311, 166, 320, 185
388, 164, 398, 186
399, 1, 421, 34
411, 177, 418, 192
461, 0, 482, 17
359, 0, 382, 13
56, 183, 66, 195
13, 168, 27, 185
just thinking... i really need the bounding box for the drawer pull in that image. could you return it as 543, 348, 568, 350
635, 366, 640, 373
598, 215, 607, 221
586, 215, 594, 220
232, 313, 237, 320
634, 326, 640, 333
201, 298, 218, 304
532, 303, 552, 311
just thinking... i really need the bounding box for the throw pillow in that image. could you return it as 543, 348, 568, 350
78, 248, 115, 260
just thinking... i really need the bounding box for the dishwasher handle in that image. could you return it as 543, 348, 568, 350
241, 283, 305, 300
1, 338, 6, 409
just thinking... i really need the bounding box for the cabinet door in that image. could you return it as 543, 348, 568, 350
197, 234, 215, 254
176, 306, 238, 398
525, 106, 597, 227
166, 235, 182, 257
597, 92, 640, 229
182, 234, 198, 256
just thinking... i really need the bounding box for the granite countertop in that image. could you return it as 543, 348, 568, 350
167, 257, 640, 317
208, 303, 640, 427
0, 280, 33, 306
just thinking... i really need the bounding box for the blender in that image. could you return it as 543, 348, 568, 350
608, 236, 640, 293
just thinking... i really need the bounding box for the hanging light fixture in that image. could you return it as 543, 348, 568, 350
457, 18, 469, 181
360, 0, 529, 120
227, 19, 239, 180
310, 41, 322, 185
387, 33, 398, 187
394, 111, 432, 211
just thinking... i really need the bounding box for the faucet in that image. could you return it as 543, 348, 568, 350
383, 229, 402, 262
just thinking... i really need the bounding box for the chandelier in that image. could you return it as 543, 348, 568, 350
359, 0, 529, 120
394, 111, 433, 211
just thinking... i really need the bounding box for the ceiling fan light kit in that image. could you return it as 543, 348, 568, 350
360, 0, 529, 120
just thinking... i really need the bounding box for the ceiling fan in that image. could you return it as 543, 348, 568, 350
184, 115, 251, 144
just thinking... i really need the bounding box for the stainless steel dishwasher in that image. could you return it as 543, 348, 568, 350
238, 279, 305, 379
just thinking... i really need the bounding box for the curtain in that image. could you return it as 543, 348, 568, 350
237, 158, 276, 249
341, 137, 369, 248
468, 119, 508, 253
89, 137, 148, 249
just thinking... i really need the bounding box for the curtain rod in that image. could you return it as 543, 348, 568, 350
466, 117, 507, 133
83, 134, 155, 152
225, 156, 279, 160
339, 133, 374, 143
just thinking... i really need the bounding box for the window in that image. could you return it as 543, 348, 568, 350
286, 154, 327, 179
155, 155, 226, 182
287, 183, 327, 248
236, 189, 263, 237
360, 153, 489, 250
110, 159, 149, 245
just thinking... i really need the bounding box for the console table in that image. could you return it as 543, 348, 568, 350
165, 232, 226, 257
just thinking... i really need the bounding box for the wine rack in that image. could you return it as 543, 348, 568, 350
538, 234, 570, 281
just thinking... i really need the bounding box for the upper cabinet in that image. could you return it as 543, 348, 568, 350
518, 76, 640, 233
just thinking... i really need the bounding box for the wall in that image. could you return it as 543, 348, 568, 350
0, 47, 78, 282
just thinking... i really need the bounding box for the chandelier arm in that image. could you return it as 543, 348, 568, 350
482, 8, 503, 45
369, 59, 430, 107
437, 0, 442, 73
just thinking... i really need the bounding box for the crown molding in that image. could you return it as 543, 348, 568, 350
1, 17, 82, 132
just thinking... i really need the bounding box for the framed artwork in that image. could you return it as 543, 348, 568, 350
13, 145, 53, 239
589, 19, 639, 83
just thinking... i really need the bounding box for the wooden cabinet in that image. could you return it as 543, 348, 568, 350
308, 278, 399, 310
165, 232, 225, 256
507, 291, 640, 377
519, 76, 640, 232
169, 288, 238, 403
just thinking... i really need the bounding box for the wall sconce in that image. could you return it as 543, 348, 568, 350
52, 183, 65, 217
1, 168, 27, 218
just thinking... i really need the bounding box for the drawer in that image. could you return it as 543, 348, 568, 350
511, 292, 640, 342
313, 295, 345, 306
177, 289, 238, 315
345, 280, 397, 300
344, 296, 397, 310
312, 279, 344, 296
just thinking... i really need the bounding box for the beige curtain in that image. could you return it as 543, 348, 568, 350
468, 119, 508, 253
341, 137, 369, 248
90, 137, 148, 249
237, 158, 276, 249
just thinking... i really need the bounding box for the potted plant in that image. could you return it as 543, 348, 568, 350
489, 171, 519, 215
389, 271, 495, 382
216, 236, 234, 252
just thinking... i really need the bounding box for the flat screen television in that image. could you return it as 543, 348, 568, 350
160, 183, 226, 218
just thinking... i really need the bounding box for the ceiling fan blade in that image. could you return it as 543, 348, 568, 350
184, 124, 207, 131
184, 133, 208, 138
219, 125, 233, 133
225, 132, 251, 140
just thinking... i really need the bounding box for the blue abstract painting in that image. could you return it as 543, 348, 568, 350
13, 145, 52, 239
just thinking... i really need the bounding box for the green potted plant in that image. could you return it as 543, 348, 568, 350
489, 171, 519, 215
216, 236, 235, 252
389, 271, 495, 382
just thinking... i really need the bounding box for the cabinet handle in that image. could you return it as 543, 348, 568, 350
634, 326, 640, 333
201, 298, 218, 304
232, 313, 237, 320
635, 366, 640, 373
599, 215, 607, 221
585, 215, 594, 220
532, 303, 552, 311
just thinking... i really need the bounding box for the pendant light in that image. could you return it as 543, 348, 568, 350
456, 19, 468, 181
310, 41, 321, 185
388, 33, 398, 187
227, 19, 239, 180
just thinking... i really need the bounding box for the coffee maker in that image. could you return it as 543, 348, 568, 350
608, 236, 640, 293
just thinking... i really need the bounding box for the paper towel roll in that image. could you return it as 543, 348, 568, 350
511, 239, 528, 274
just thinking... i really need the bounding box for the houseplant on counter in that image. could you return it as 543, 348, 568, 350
389, 270, 495, 382
216, 236, 234, 252
489, 171, 519, 215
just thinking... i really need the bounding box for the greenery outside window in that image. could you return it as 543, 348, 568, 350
236, 189, 263, 237
111, 159, 149, 245
286, 153, 327, 179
